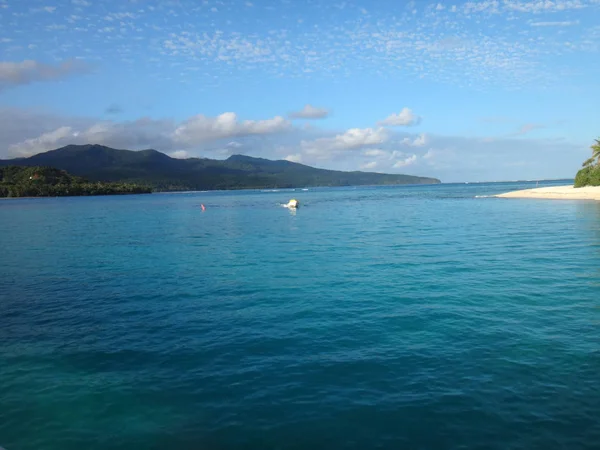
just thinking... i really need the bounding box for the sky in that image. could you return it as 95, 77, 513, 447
1, 0, 599, 182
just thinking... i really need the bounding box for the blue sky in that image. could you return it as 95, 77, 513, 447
1, 0, 599, 182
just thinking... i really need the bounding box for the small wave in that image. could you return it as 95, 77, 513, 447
475, 195, 494, 198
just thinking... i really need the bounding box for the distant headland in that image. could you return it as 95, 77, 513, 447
0, 144, 441, 194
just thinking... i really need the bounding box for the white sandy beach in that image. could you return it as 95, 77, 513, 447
495, 185, 600, 200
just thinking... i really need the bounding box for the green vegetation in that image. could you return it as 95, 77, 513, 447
0, 144, 441, 191
0, 166, 151, 198
574, 138, 600, 188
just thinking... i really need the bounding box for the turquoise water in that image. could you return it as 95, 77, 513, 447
1, 181, 600, 449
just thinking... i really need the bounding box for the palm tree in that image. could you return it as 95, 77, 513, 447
582, 138, 600, 168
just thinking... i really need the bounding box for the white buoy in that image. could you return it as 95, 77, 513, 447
284, 199, 299, 209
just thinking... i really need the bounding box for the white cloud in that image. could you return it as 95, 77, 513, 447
72, 0, 91, 5
105, 12, 137, 21
412, 133, 427, 146
173, 112, 290, 145
30, 6, 57, 13
378, 108, 421, 126
170, 150, 189, 159
392, 154, 417, 168
504, 0, 589, 13
412, 134, 426, 147
401, 133, 428, 147
463, 0, 500, 14
289, 104, 330, 119
126, 0, 599, 91
9, 126, 75, 156
361, 161, 378, 170
363, 149, 388, 157
530, 20, 580, 27
285, 153, 303, 163
0, 59, 91, 91
301, 127, 389, 157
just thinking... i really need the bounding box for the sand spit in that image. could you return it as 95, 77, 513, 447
495, 185, 600, 201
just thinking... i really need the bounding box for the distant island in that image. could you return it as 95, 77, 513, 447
0, 166, 151, 198
0, 144, 441, 192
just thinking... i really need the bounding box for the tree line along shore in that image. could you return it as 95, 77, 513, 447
0, 166, 151, 198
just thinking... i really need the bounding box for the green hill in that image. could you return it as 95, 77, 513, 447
0, 144, 441, 191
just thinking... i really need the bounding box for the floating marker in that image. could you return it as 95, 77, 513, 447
201, 204, 206, 211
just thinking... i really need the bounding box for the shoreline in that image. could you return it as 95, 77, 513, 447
495, 185, 600, 201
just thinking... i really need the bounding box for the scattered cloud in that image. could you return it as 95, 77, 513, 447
358, 148, 420, 171
173, 112, 290, 145
3, 0, 595, 92
300, 127, 389, 158
10, 126, 75, 157
170, 150, 189, 159
530, 20, 580, 27
378, 108, 421, 127
361, 161, 378, 170
463, 0, 501, 15
392, 154, 417, 168
285, 153, 303, 163
401, 133, 427, 147
503, 0, 590, 13
0, 59, 91, 91
105, 12, 137, 21
363, 149, 388, 157
289, 104, 330, 119
30, 6, 57, 13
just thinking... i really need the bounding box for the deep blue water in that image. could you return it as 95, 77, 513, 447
1, 180, 600, 449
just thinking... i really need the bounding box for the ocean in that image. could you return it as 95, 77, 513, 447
1, 180, 599, 449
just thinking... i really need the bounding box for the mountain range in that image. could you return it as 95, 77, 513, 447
0, 145, 441, 191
